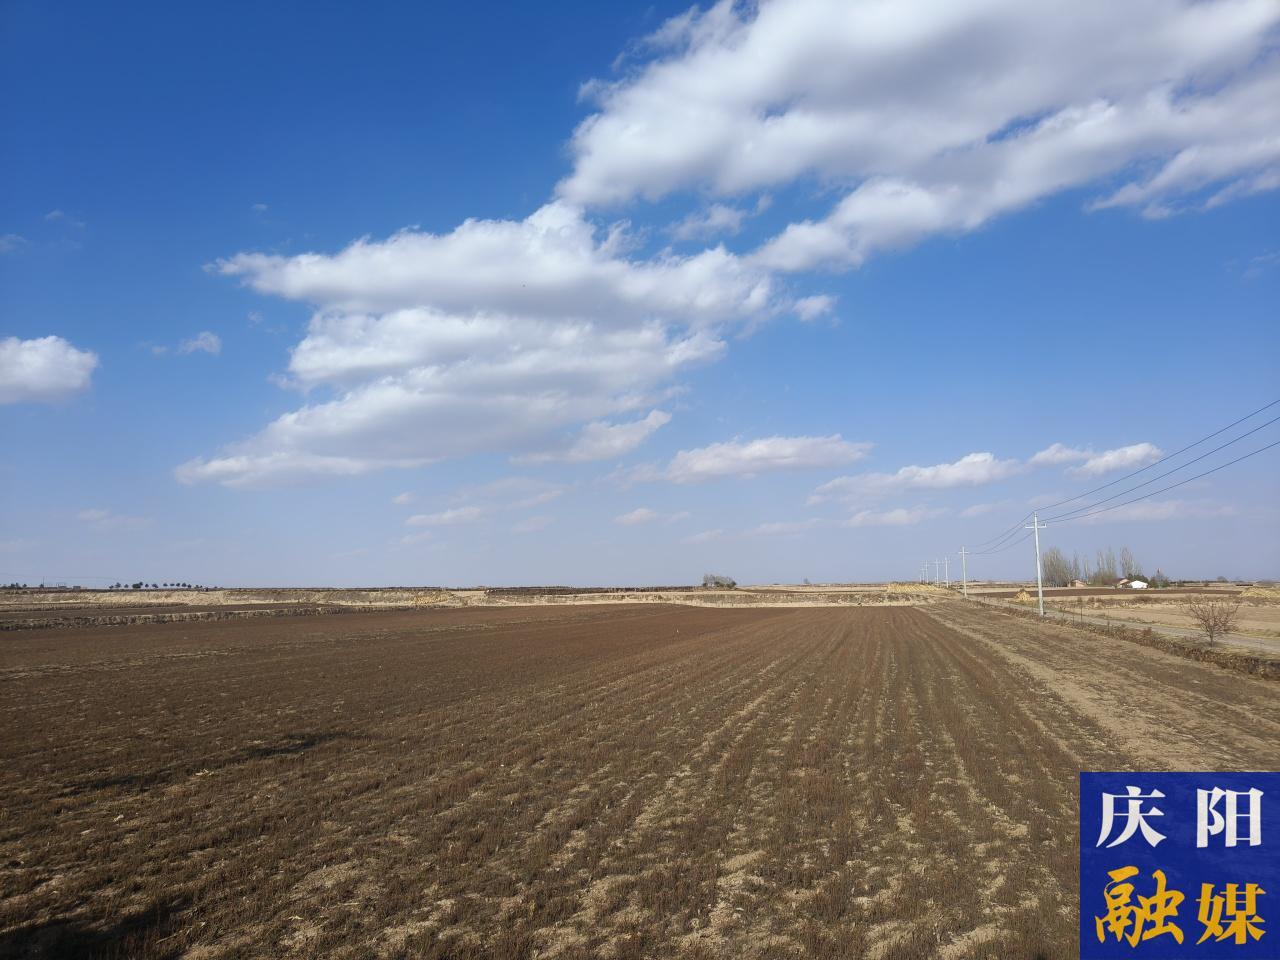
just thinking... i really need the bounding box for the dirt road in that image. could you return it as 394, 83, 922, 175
2, 603, 1275, 959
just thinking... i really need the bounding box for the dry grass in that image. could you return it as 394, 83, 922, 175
2, 602, 1277, 958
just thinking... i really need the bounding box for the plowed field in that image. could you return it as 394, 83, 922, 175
2, 602, 1277, 959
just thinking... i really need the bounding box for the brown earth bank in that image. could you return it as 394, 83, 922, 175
2, 603, 1277, 959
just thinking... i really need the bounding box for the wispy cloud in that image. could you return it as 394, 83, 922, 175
682, 528, 723, 544
406, 506, 484, 527
846, 506, 945, 527
77, 508, 151, 530
513, 515, 554, 534
519, 410, 670, 463
748, 518, 823, 536
178, 331, 222, 356
665, 435, 870, 484
614, 507, 690, 526
812, 452, 1021, 504
1077, 499, 1236, 524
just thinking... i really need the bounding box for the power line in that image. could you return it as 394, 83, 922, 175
1042, 413, 1280, 523
971, 530, 1031, 556
1050, 437, 1280, 525
1033, 398, 1279, 514
968, 398, 1279, 550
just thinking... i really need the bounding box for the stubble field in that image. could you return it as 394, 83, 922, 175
2, 602, 1277, 959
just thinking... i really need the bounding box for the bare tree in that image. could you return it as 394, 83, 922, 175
1041, 547, 1073, 587
1120, 546, 1142, 579
1182, 596, 1242, 646
702, 573, 736, 589
1092, 548, 1118, 585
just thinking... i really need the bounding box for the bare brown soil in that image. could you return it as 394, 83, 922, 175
2, 603, 1276, 959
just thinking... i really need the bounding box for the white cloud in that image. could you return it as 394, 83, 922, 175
671, 203, 750, 241
186, 202, 818, 486
406, 506, 484, 527
452, 477, 567, 510
512, 515, 555, 534
561, 0, 1280, 267
1030, 441, 1163, 477
683, 528, 724, 544
670, 196, 771, 241
1029, 443, 1092, 466
792, 295, 837, 322
615, 507, 661, 525
77, 508, 150, 530
0, 234, 26, 254
846, 506, 945, 527
812, 451, 1022, 503
614, 507, 690, 526
666, 434, 870, 483
177, 451, 425, 487
519, 410, 671, 463
1071, 442, 1163, 477
0, 336, 99, 404
749, 518, 823, 536
178, 331, 222, 356
391, 492, 414, 505
1244, 250, 1280, 277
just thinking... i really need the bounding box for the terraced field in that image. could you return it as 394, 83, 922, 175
2, 602, 1276, 959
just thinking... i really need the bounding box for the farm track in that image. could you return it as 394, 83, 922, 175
1, 603, 1276, 959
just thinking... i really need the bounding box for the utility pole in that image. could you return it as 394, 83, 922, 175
934, 558, 942, 586
921, 562, 928, 585
1025, 512, 1047, 617
959, 546, 968, 598
943, 556, 950, 588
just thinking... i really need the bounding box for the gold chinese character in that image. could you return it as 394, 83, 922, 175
1095, 866, 1185, 946
1196, 882, 1266, 945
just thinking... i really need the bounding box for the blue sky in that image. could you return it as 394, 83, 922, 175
2, 0, 1278, 587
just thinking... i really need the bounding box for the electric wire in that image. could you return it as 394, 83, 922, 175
966, 398, 1279, 552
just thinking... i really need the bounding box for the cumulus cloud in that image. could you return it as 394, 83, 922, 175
846, 506, 945, 527
562, 0, 1280, 267
812, 452, 1022, 503
1030, 441, 1163, 476
665, 434, 870, 483
391, 492, 414, 505
1072, 443, 1164, 477
186, 202, 817, 486
0, 336, 99, 404
1029, 443, 1092, 467
178, 331, 222, 355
